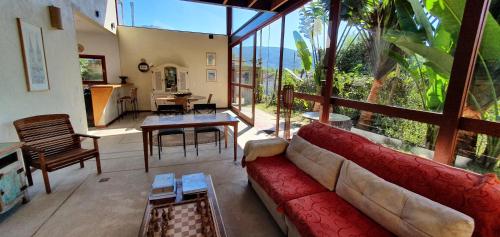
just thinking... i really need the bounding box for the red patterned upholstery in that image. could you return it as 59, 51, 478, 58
298, 122, 500, 237
246, 155, 327, 211
284, 192, 395, 237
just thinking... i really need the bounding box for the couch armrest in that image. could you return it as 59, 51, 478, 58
244, 138, 289, 163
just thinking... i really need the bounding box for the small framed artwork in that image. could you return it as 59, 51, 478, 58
17, 18, 50, 91
206, 52, 216, 66
206, 69, 217, 82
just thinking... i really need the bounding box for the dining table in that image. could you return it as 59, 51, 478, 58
155, 95, 206, 104
140, 113, 239, 172
302, 111, 353, 130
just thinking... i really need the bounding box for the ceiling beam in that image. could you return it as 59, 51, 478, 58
247, 0, 258, 7
181, 0, 299, 12
270, 0, 288, 11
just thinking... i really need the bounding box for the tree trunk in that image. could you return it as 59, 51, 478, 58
357, 78, 384, 129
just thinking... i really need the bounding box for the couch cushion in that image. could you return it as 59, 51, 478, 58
298, 122, 500, 237
284, 192, 395, 237
244, 138, 289, 163
336, 160, 475, 237
246, 155, 327, 210
286, 135, 345, 191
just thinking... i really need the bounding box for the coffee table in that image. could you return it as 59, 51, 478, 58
139, 175, 226, 237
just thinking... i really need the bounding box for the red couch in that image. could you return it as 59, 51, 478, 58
245, 122, 500, 237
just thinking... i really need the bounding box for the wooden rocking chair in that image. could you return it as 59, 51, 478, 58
13, 114, 102, 194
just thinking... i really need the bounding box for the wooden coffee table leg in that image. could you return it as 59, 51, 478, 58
142, 130, 149, 172
233, 124, 238, 162
224, 125, 228, 148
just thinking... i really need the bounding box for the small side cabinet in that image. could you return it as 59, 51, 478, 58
0, 142, 29, 214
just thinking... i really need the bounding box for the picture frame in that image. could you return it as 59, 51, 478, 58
79, 54, 107, 84
206, 69, 217, 82
206, 52, 216, 66
17, 18, 50, 91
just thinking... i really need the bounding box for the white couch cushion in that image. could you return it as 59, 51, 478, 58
286, 135, 345, 191
244, 138, 289, 162
336, 160, 475, 237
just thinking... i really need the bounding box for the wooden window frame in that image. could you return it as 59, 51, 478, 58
79, 54, 108, 85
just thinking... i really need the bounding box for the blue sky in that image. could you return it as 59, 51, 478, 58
118, 0, 337, 50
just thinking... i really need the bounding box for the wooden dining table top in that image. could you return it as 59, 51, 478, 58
141, 113, 239, 129
155, 95, 206, 101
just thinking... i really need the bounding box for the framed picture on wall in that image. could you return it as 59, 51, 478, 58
206, 52, 216, 66
207, 69, 217, 82
17, 18, 50, 91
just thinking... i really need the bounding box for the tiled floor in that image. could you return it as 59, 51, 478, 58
0, 111, 283, 237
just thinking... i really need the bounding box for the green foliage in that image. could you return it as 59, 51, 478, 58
293, 31, 312, 71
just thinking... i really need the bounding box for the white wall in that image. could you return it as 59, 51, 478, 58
0, 0, 117, 142
77, 31, 121, 83
118, 26, 228, 110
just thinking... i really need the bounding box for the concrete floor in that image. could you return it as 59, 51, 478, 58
0, 111, 282, 237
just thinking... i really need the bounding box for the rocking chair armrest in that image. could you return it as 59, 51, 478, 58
22, 144, 45, 153
75, 133, 100, 139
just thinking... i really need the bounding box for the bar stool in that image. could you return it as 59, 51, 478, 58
117, 87, 138, 119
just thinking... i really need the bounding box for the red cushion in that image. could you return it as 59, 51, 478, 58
284, 192, 394, 237
298, 122, 500, 237
246, 155, 327, 210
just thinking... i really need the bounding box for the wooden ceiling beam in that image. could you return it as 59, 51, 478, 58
270, 0, 288, 11
247, 0, 258, 7
181, 0, 299, 12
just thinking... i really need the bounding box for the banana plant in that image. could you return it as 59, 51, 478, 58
385, 0, 500, 166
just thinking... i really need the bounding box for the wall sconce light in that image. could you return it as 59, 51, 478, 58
95, 10, 100, 18
48, 6, 63, 30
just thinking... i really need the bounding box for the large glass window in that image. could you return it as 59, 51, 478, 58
333, 0, 466, 118
463, 3, 500, 124
232, 8, 259, 33
118, 0, 226, 34
334, 106, 439, 159
283, 1, 329, 95
454, 132, 499, 176
454, 3, 499, 176
254, 19, 283, 132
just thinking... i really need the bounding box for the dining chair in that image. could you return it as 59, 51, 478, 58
156, 104, 186, 159
174, 96, 189, 112
193, 104, 221, 156
207, 94, 213, 104
117, 87, 138, 119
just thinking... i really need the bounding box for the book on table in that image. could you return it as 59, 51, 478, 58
149, 173, 176, 201
182, 173, 208, 195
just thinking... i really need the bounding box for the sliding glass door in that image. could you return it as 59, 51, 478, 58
231, 35, 256, 124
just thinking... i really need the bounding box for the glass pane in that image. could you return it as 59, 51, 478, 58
118, 0, 226, 34
254, 19, 283, 133
334, 106, 438, 159
454, 131, 499, 176
463, 3, 500, 124
232, 45, 240, 83
241, 35, 255, 86
333, 0, 465, 114
232, 85, 239, 109
232, 8, 259, 33
80, 57, 104, 82
240, 87, 254, 119
283, 1, 328, 95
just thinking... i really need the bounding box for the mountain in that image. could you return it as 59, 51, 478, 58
241, 46, 303, 70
